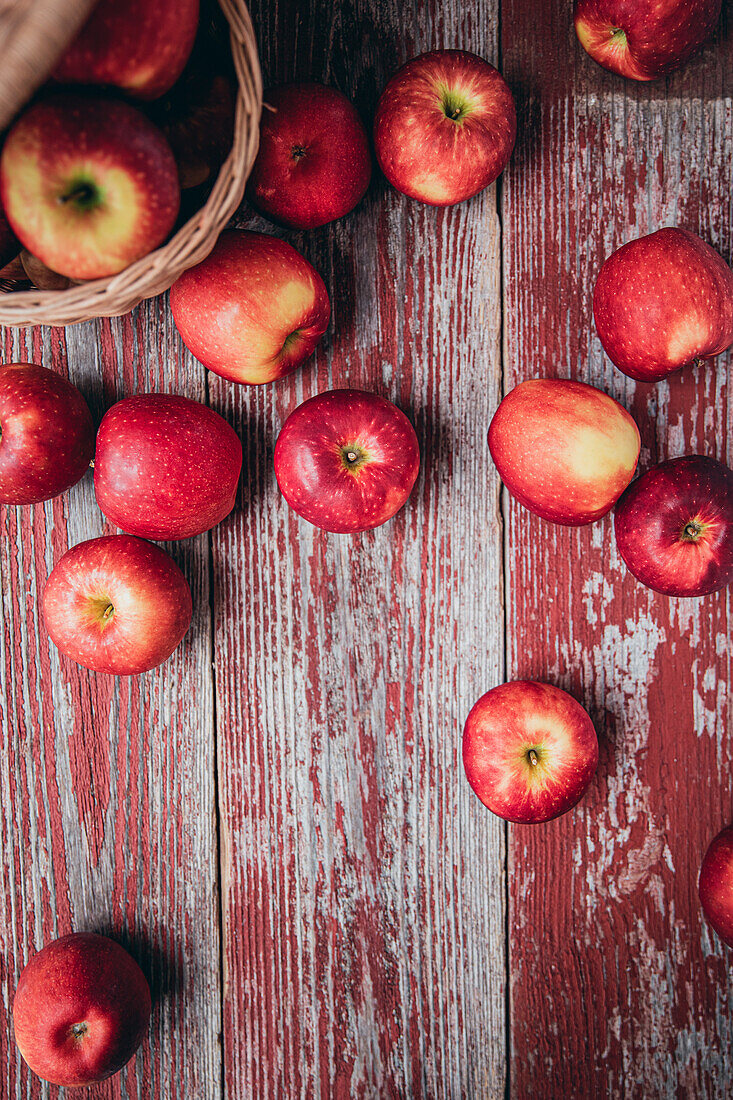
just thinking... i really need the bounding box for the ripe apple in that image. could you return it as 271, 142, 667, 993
0, 363, 94, 505
463, 681, 599, 824
373, 50, 516, 206
488, 378, 640, 526
43, 534, 192, 674
94, 393, 242, 540
170, 230, 330, 386
274, 389, 420, 533
53, 0, 199, 100
0, 96, 180, 280
593, 228, 733, 383
614, 455, 733, 598
13, 932, 151, 1087
699, 825, 733, 948
247, 83, 371, 230
574, 0, 721, 80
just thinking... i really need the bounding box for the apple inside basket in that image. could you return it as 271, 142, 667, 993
0, 0, 262, 326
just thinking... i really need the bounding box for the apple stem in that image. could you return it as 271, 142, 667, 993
682, 520, 703, 542
102, 604, 114, 623
528, 749, 539, 766
59, 183, 96, 207
346, 451, 358, 463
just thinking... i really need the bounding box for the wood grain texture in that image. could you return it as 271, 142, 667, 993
5, 1, 733, 1096
501, 3, 733, 1096
0, 309, 222, 1098
211, 1, 507, 1096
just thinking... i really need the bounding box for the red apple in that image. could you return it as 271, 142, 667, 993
488, 378, 640, 526
0, 363, 94, 505
43, 535, 192, 674
593, 228, 733, 383
53, 0, 199, 100
463, 681, 599, 824
94, 393, 242, 540
247, 84, 371, 230
574, 0, 721, 80
170, 230, 330, 386
274, 389, 420, 533
13, 932, 151, 1087
699, 825, 733, 948
0, 96, 180, 280
373, 50, 516, 206
614, 455, 733, 597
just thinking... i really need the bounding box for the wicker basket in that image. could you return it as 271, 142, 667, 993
0, 0, 262, 326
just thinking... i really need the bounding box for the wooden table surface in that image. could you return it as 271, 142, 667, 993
1, 0, 732, 1097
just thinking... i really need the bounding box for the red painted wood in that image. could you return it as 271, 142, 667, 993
213, 1, 507, 1095
502, 4, 733, 1096
0, 308, 222, 1098
3, 1, 733, 1096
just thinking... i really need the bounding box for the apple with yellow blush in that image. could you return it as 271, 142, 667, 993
488, 378, 640, 526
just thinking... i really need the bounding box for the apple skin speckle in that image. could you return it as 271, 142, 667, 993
0, 96, 180, 280
274, 389, 420, 534
247, 84, 371, 230
593, 227, 733, 383
574, 0, 721, 80
43, 534, 193, 675
94, 393, 242, 541
699, 825, 733, 949
170, 230, 331, 386
374, 50, 516, 207
488, 378, 640, 526
0, 363, 94, 505
614, 454, 733, 597
462, 680, 599, 824
53, 0, 199, 101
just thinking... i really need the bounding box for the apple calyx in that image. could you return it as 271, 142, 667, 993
439, 87, 473, 123
681, 517, 707, 544
290, 145, 307, 163
58, 179, 103, 214
339, 443, 369, 474
69, 1021, 88, 1041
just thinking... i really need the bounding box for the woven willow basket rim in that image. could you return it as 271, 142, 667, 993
0, 0, 262, 327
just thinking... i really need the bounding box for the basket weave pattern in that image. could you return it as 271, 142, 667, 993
0, 0, 262, 327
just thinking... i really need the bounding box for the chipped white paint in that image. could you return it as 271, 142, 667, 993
0, 312, 222, 1098
503, 2, 733, 1095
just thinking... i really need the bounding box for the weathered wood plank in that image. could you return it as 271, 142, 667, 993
0, 308, 222, 1098
502, 3, 733, 1096
212, 1, 507, 1095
